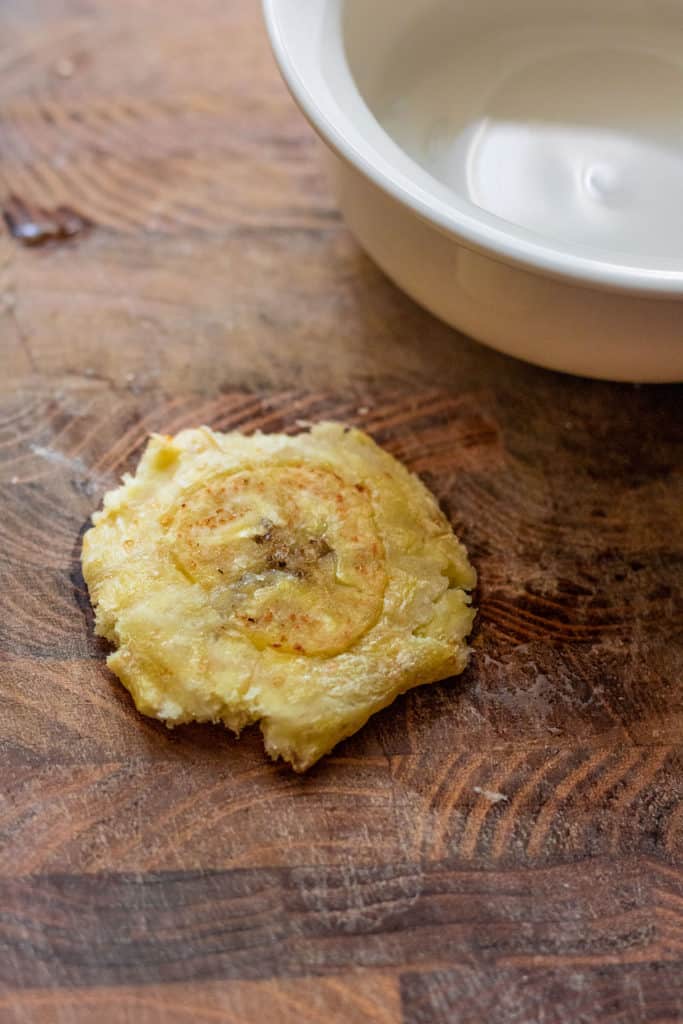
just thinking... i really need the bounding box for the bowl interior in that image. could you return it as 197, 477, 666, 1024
342, 0, 683, 270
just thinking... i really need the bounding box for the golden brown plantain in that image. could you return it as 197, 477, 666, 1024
82, 423, 476, 770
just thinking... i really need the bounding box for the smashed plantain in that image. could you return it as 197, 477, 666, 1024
82, 423, 476, 770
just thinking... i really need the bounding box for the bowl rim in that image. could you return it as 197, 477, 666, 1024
263, 0, 683, 298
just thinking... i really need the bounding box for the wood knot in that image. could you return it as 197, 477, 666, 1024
2, 194, 92, 247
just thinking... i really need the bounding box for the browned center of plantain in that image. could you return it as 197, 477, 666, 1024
165, 464, 387, 657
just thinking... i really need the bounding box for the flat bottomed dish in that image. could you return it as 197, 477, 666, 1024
264, 0, 683, 380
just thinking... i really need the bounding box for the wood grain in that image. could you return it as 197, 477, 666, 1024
3, 859, 682, 988
0, 975, 401, 1024
0, 1, 682, 1021
400, 962, 683, 1024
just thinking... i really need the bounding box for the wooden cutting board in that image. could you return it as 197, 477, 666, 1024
1, 2, 682, 1022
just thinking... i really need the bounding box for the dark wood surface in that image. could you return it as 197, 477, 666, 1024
1, 2, 682, 1021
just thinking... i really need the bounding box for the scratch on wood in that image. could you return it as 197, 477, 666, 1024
473, 787, 508, 804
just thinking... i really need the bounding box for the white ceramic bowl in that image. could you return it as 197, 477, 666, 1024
263, 0, 683, 382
